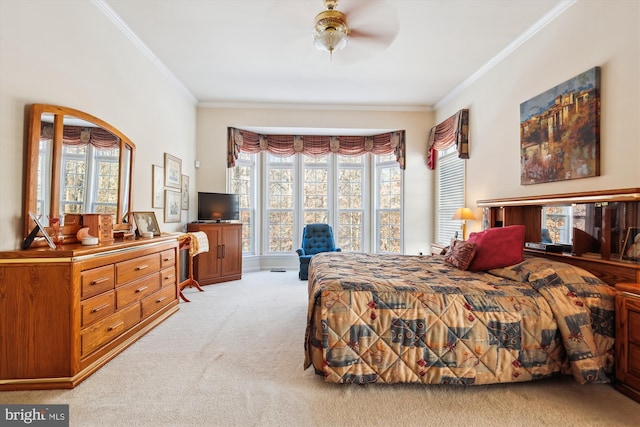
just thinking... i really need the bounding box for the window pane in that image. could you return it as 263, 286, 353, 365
338, 211, 362, 251
378, 210, 401, 253
61, 157, 86, 214
268, 168, 293, 209
268, 211, 294, 252
303, 169, 327, 209
338, 155, 364, 251
230, 158, 255, 254
267, 155, 294, 253
376, 159, 401, 253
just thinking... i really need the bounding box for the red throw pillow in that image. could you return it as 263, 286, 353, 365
444, 240, 477, 270
466, 225, 525, 271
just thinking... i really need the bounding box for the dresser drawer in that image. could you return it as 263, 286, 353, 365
81, 264, 115, 299
141, 286, 176, 319
161, 249, 176, 268
81, 303, 140, 356
160, 267, 177, 288
81, 291, 116, 327
116, 253, 161, 285
116, 274, 160, 308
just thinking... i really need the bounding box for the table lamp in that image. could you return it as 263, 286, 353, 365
452, 207, 476, 240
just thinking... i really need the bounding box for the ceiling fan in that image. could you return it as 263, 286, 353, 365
311, 0, 398, 61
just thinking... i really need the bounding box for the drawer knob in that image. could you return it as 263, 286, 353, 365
135, 285, 149, 293
156, 296, 167, 303
107, 321, 124, 332
135, 264, 149, 271
91, 303, 110, 313
91, 277, 110, 285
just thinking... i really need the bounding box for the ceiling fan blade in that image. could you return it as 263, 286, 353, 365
340, 0, 385, 19
349, 28, 397, 47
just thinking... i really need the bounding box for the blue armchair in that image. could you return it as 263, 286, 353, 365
296, 223, 341, 280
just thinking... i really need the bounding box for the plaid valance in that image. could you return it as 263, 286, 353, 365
427, 109, 469, 169
227, 127, 406, 169
41, 122, 120, 148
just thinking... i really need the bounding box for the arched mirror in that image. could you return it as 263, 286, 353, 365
23, 104, 135, 239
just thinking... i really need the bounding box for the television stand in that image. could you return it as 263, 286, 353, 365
186, 222, 243, 285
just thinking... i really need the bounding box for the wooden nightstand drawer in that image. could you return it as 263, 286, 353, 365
116, 274, 160, 308
615, 283, 640, 403
160, 267, 176, 288
81, 290, 116, 327
81, 304, 140, 356
141, 286, 175, 319
81, 264, 115, 299
629, 343, 640, 377
116, 253, 161, 285
161, 249, 176, 268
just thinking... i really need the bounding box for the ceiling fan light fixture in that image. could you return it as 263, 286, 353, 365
313, 9, 349, 54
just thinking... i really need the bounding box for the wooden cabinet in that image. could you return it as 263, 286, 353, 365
615, 283, 640, 403
0, 236, 179, 390
187, 222, 242, 285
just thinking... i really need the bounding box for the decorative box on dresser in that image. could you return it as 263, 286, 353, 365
0, 236, 180, 390
186, 222, 242, 285
615, 282, 640, 403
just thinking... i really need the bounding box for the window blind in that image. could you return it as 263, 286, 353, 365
436, 149, 464, 246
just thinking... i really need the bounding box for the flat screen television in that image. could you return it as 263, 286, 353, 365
197, 192, 239, 222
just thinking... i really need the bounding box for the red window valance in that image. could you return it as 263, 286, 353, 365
227, 127, 406, 169
427, 109, 469, 169
41, 122, 120, 149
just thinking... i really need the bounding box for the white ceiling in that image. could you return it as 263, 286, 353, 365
103, 0, 570, 110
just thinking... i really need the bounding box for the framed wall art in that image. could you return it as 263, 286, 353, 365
132, 211, 160, 236
152, 165, 164, 208
520, 67, 600, 185
181, 174, 189, 210
164, 153, 182, 189
165, 189, 181, 223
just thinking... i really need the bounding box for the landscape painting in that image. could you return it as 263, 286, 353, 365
520, 67, 600, 185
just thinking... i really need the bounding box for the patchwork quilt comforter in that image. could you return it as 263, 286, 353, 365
304, 253, 616, 385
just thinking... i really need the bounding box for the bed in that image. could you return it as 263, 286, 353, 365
304, 249, 616, 385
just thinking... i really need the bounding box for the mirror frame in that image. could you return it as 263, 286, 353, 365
24, 104, 136, 240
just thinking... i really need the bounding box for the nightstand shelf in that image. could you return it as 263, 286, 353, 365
615, 282, 640, 403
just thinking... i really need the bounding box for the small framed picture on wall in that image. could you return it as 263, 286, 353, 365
165, 190, 181, 223
164, 153, 182, 189
152, 165, 164, 208
181, 175, 189, 210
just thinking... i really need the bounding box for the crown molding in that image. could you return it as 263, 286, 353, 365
197, 101, 432, 113
92, 0, 197, 105
435, 0, 577, 110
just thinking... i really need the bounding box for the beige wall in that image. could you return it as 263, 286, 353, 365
434, 0, 640, 235
0, 1, 197, 251
1, 1, 637, 254
196, 106, 433, 255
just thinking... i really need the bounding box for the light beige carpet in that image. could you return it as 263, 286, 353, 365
1, 270, 638, 427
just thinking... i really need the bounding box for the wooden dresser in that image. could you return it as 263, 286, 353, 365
0, 236, 180, 390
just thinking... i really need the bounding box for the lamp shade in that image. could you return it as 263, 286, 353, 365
452, 207, 476, 221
